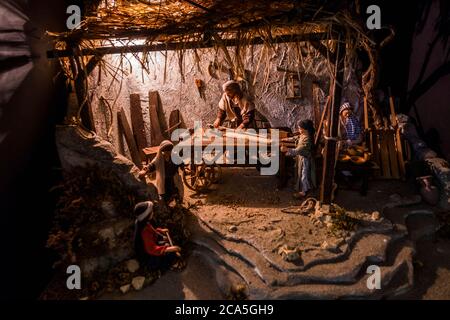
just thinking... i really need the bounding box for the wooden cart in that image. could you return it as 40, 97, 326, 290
143, 129, 288, 192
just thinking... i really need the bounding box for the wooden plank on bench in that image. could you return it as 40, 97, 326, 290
130, 94, 148, 158
379, 130, 391, 178
386, 129, 400, 179
118, 108, 142, 168
148, 91, 166, 146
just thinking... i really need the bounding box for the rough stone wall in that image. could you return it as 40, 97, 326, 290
87, 42, 361, 154
55, 125, 157, 200
408, 0, 450, 161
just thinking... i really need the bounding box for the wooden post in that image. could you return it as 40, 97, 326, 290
168, 109, 183, 136
320, 34, 345, 204
388, 88, 406, 178
312, 82, 321, 130
379, 127, 391, 178
129, 94, 148, 157
364, 96, 379, 165
386, 129, 400, 179
314, 96, 331, 146
71, 56, 96, 132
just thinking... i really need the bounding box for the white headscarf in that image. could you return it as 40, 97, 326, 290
135, 201, 154, 222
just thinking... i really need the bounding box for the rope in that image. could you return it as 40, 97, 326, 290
281, 197, 318, 214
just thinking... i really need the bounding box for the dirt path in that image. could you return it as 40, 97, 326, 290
104, 168, 450, 299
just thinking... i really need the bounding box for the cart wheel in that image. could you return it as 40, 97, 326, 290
182, 163, 214, 192
209, 164, 222, 184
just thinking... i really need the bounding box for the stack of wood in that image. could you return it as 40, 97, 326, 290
363, 91, 408, 180
117, 91, 184, 168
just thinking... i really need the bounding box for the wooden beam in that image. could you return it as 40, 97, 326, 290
85, 55, 103, 75
71, 56, 95, 132
47, 33, 334, 58
320, 35, 345, 204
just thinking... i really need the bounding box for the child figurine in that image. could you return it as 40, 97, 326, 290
138, 140, 183, 205
281, 120, 316, 199
133, 201, 181, 270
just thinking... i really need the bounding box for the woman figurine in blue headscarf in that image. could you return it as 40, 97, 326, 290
281, 120, 316, 199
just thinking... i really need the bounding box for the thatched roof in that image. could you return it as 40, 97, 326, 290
49, 0, 350, 43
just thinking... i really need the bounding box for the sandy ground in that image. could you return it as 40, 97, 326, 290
103, 167, 450, 300
101, 247, 226, 300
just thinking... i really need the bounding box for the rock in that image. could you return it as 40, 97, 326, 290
228, 225, 238, 232
313, 220, 324, 228
79, 245, 134, 277
79, 297, 89, 300
131, 276, 146, 291
321, 241, 330, 249
321, 238, 344, 252
324, 215, 332, 223
120, 284, 131, 294
99, 227, 114, 239
98, 227, 116, 249
126, 259, 140, 273
278, 245, 300, 262
269, 228, 284, 241
408, 209, 434, 216
101, 200, 117, 217
389, 194, 402, 202
425, 157, 450, 209
114, 220, 133, 237
313, 209, 323, 219
402, 195, 422, 206
55, 125, 157, 200
371, 211, 381, 221
385, 194, 422, 209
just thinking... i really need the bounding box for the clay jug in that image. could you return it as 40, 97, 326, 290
417, 176, 439, 206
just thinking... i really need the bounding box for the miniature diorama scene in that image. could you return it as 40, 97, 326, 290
1, 0, 450, 301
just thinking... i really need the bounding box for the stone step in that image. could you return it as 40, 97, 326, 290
191, 226, 409, 287
283, 233, 407, 286
192, 233, 415, 299
190, 215, 408, 286
269, 242, 415, 299
191, 244, 270, 299
192, 210, 399, 273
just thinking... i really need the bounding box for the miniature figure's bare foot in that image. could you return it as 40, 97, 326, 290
293, 191, 306, 199
170, 259, 186, 271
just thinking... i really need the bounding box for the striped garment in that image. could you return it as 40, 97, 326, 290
343, 114, 363, 141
